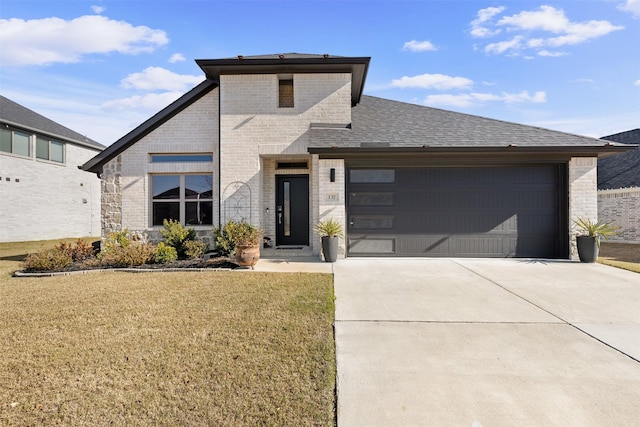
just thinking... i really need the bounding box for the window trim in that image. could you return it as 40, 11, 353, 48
151, 174, 214, 227
1, 127, 31, 158
278, 79, 294, 108
36, 136, 65, 164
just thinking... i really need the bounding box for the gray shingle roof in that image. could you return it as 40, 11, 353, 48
598, 129, 640, 189
0, 95, 104, 150
309, 95, 623, 150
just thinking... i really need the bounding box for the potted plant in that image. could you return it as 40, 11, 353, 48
214, 221, 262, 269
314, 218, 344, 263
572, 217, 619, 263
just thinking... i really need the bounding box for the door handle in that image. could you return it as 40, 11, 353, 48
278, 213, 283, 225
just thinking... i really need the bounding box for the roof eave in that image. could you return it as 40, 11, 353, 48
0, 119, 104, 150
82, 79, 217, 174
309, 145, 637, 158
196, 56, 370, 106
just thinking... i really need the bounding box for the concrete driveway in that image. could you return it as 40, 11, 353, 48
334, 259, 640, 427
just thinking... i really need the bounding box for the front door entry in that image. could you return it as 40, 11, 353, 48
276, 175, 309, 246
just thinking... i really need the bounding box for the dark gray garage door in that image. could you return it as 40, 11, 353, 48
346, 165, 566, 258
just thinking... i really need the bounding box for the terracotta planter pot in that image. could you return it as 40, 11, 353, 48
235, 244, 260, 269
576, 236, 599, 263
321, 236, 339, 263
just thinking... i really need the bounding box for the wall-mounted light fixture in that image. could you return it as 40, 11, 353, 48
330, 168, 336, 182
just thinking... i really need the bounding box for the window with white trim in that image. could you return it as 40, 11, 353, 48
151, 174, 213, 226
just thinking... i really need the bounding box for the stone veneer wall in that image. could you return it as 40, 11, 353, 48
101, 155, 122, 238
598, 187, 640, 242
568, 157, 598, 257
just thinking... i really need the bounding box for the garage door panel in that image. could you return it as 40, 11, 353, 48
346, 165, 566, 258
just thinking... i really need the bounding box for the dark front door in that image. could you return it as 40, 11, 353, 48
276, 175, 309, 246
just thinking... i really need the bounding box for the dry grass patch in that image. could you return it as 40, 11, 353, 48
0, 270, 335, 426
599, 242, 640, 273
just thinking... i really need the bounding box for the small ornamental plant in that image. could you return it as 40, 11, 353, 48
573, 218, 619, 247
314, 218, 344, 238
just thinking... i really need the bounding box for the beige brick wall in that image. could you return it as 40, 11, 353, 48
1, 140, 101, 242
104, 89, 219, 241
316, 158, 346, 257
568, 157, 598, 256
220, 73, 351, 248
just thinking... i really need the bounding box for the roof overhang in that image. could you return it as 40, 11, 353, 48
309, 144, 637, 160
82, 79, 217, 174
196, 56, 370, 106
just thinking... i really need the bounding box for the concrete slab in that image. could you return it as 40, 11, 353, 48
253, 257, 333, 273
334, 258, 640, 426
454, 259, 640, 323
334, 259, 557, 323
337, 322, 640, 427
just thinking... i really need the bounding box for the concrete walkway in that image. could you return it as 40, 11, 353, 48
334, 259, 640, 427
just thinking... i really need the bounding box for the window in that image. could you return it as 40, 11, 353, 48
0, 128, 30, 157
279, 79, 294, 108
350, 169, 395, 183
152, 174, 213, 226
151, 154, 213, 162
36, 136, 65, 163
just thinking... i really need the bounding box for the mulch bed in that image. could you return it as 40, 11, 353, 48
18, 257, 241, 276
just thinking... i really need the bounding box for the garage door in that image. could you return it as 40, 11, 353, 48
346, 165, 566, 258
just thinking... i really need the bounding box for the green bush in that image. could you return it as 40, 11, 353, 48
99, 229, 154, 267
213, 220, 262, 256
24, 248, 73, 271
99, 242, 155, 267
154, 242, 178, 264
160, 219, 196, 258
184, 240, 208, 259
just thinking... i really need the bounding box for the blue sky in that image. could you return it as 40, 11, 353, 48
1, 0, 639, 146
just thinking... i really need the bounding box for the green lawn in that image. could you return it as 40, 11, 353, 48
0, 240, 336, 426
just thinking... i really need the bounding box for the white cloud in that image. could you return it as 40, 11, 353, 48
424, 91, 546, 108
0, 15, 168, 66
470, 6, 505, 38
538, 50, 568, 57
91, 5, 105, 14
121, 67, 204, 91
485, 36, 523, 55
169, 53, 186, 63
403, 40, 437, 52
391, 73, 473, 90
471, 5, 623, 57
101, 92, 185, 112
634, 79, 640, 87
618, 0, 640, 18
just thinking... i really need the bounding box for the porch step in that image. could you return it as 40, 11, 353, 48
261, 246, 315, 258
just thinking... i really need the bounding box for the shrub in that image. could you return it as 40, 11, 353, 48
99, 242, 155, 268
184, 240, 208, 259
154, 242, 178, 264
213, 220, 262, 256
24, 248, 73, 271
55, 239, 96, 262
99, 229, 155, 267
160, 219, 196, 258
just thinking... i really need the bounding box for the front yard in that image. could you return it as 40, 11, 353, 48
0, 243, 336, 426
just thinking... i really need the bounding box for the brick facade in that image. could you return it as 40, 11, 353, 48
1, 140, 101, 242
568, 157, 598, 256
598, 187, 640, 242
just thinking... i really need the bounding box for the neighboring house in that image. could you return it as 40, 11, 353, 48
597, 129, 640, 242
82, 53, 633, 259
1, 95, 104, 243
